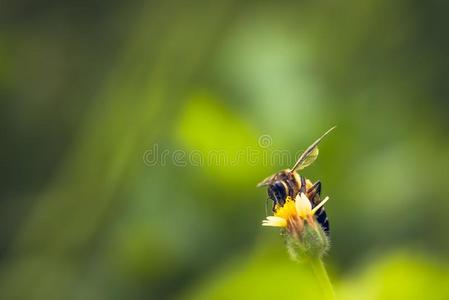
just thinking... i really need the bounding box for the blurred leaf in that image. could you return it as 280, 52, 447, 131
339, 251, 449, 300
174, 92, 264, 186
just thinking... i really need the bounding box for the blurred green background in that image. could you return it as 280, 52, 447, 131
1, 0, 449, 299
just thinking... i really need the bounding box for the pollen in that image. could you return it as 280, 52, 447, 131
274, 197, 297, 220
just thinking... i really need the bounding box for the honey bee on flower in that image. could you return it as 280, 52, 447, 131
258, 127, 335, 260
258, 127, 334, 233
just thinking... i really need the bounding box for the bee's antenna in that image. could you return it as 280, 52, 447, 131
265, 198, 270, 217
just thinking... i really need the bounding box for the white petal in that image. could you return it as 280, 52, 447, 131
262, 216, 287, 227
295, 193, 312, 217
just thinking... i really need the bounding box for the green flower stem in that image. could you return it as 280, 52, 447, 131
309, 257, 335, 300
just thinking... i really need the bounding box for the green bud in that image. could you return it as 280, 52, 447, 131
283, 222, 330, 262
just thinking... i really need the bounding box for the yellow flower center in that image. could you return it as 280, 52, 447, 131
274, 197, 297, 220
262, 194, 329, 229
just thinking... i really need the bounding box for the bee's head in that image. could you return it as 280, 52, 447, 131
267, 181, 288, 207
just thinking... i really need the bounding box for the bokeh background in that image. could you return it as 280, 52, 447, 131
1, 0, 449, 299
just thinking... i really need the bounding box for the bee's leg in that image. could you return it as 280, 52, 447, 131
299, 175, 307, 194
307, 181, 329, 234
265, 198, 276, 214
307, 181, 322, 203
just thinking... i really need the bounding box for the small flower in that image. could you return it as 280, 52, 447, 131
262, 193, 330, 260
262, 193, 329, 231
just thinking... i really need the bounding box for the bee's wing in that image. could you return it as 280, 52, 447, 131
291, 126, 336, 171
293, 147, 319, 171
256, 173, 276, 187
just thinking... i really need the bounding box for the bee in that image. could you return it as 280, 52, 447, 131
257, 127, 335, 233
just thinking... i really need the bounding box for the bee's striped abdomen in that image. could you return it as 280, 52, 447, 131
306, 180, 329, 234
314, 206, 329, 234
